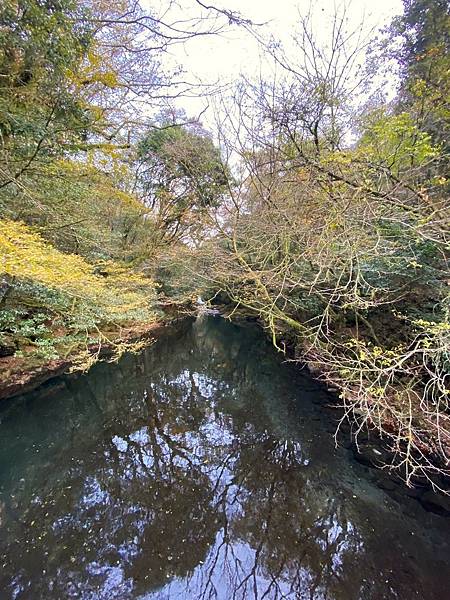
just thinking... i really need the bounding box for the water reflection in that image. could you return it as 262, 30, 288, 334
0, 315, 449, 599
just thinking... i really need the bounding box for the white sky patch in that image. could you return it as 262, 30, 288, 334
169, 1, 402, 79
140, 1, 404, 130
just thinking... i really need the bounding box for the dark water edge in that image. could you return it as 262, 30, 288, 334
0, 315, 449, 600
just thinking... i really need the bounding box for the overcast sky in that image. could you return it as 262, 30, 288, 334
147, 0, 404, 124
170, 1, 402, 79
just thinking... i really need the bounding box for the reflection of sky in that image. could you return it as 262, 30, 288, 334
86, 563, 133, 600
139, 537, 300, 600
68, 363, 363, 599
171, 369, 216, 397
0, 317, 448, 600
49, 363, 362, 599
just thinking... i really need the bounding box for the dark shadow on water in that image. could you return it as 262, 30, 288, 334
0, 315, 449, 599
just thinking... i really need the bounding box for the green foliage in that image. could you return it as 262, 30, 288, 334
0, 0, 95, 185
139, 124, 227, 206
391, 0, 450, 147
0, 219, 159, 366
0, 158, 155, 261
137, 121, 228, 244
0, 0, 248, 379
359, 110, 439, 174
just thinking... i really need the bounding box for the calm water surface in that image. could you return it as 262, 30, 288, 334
0, 316, 449, 599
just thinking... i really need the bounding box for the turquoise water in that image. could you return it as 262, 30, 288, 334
0, 315, 449, 599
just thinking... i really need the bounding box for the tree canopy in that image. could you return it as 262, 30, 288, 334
137, 120, 228, 244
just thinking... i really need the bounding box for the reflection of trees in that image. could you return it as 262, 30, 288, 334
216, 435, 364, 600
0, 327, 224, 598
1, 389, 220, 598
0, 316, 448, 599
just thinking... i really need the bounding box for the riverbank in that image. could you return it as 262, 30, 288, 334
0, 313, 187, 401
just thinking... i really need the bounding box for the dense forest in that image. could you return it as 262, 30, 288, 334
0, 0, 449, 488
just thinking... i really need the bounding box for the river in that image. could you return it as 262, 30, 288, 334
0, 315, 449, 599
